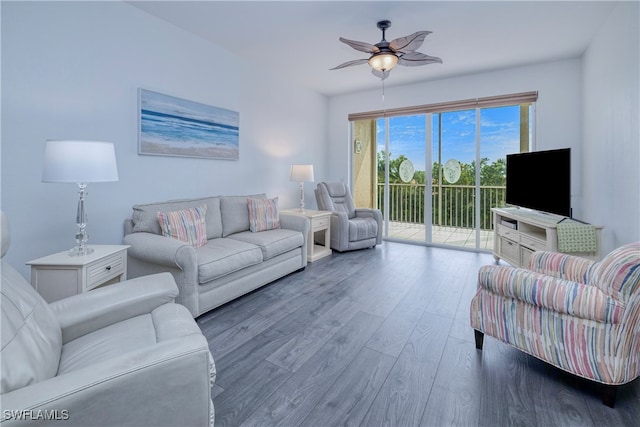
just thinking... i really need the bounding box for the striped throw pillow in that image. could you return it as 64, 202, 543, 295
157, 205, 208, 247
247, 197, 280, 232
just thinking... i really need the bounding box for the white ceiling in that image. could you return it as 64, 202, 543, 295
128, 1, 618, 97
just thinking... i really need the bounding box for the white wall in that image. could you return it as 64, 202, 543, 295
1, 1, 327, 276
328, 58, 584, 214
582, 1, 640, 252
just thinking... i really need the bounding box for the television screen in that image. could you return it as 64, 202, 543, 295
506, 148, 571, 217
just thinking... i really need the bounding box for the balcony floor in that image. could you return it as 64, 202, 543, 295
386, 221, 494, 250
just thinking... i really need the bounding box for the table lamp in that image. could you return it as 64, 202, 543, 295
42, 140, 119, 256
290, 164, 314, 212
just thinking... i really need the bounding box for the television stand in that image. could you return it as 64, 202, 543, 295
492, 207, 603, 268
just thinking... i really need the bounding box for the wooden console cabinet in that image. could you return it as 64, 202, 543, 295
492, 207, 602, 268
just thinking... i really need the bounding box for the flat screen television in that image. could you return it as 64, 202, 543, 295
506, 148, 571, 217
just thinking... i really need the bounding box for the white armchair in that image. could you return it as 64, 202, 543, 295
1, 212, 215, 426
315, 182, 382, 252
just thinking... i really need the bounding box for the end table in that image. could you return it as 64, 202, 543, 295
280, 209, 332, 262
27, 245, 130, 303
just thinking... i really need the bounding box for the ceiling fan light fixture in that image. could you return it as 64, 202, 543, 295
368, 52, 398, 72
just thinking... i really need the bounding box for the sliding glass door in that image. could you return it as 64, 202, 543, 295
351, 93, 535, 250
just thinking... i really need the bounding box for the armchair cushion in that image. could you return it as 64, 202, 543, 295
478, 265, 624, 323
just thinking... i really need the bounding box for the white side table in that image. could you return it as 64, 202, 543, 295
26, 245, 130, 303
280, 209, 332, 262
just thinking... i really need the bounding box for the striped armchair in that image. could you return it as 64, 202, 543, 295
470, 242, 640, 407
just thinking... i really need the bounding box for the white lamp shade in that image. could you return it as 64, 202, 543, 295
42, 140, 119, 183
290, 164, 314, 182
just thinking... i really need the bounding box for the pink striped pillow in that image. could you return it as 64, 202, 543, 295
157, 205, 208, 247
247, 197, 280, 232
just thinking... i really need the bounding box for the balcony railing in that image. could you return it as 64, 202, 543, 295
377, 183, 506, 230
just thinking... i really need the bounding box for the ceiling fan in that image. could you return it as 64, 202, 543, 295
330, 20, 442, 80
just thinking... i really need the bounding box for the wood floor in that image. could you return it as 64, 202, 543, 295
197, 242, 639, 427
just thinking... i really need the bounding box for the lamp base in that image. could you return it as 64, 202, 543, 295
69, 183, 92, 257
69, 246, 94, 257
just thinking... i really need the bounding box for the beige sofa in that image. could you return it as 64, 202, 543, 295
123, 194, 309, 317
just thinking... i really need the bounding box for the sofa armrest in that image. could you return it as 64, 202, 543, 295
124, 232, 197, 268
528, 251, 597, 283
279, 214, 310, 265
50, 273, 178, 343
279, 214, 310, 235
1, 335, 212, 427
477, 265, 624, 323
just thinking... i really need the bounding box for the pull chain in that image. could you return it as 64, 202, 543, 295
382, 78, 385, 102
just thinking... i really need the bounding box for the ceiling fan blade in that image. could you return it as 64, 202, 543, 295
389, 31, 431, 53
398, 51, 443, 66
330, 58, 370, 70
371, 68, 390, 81
339, 37, 380, 54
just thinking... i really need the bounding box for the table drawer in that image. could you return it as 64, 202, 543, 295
497, 224, 519, 242
86, 252, 125, 290
520, 235, 549, 252
313, 216, 330, 230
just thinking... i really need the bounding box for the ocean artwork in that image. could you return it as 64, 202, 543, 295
138, 89, 239, 160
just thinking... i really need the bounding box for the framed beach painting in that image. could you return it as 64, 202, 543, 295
138, 89, 239, 160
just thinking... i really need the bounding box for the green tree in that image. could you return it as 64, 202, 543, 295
377, 152, 411, 183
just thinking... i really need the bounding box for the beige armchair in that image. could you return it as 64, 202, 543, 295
315, 182, 382, 252
470, 242, 640, 407
1, 212, 215, 426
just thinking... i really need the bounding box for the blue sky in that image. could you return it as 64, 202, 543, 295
377, 105, 522, 170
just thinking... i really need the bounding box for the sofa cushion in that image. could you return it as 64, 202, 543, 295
248, 197, 280, 232
132, 197, 223, 240
1, 261, 62, 393
220, 194, 266, 237
158, 205, 208, 247
348, 216, 379, 241
228, 229, 304, 261
197, 238, 263, 283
